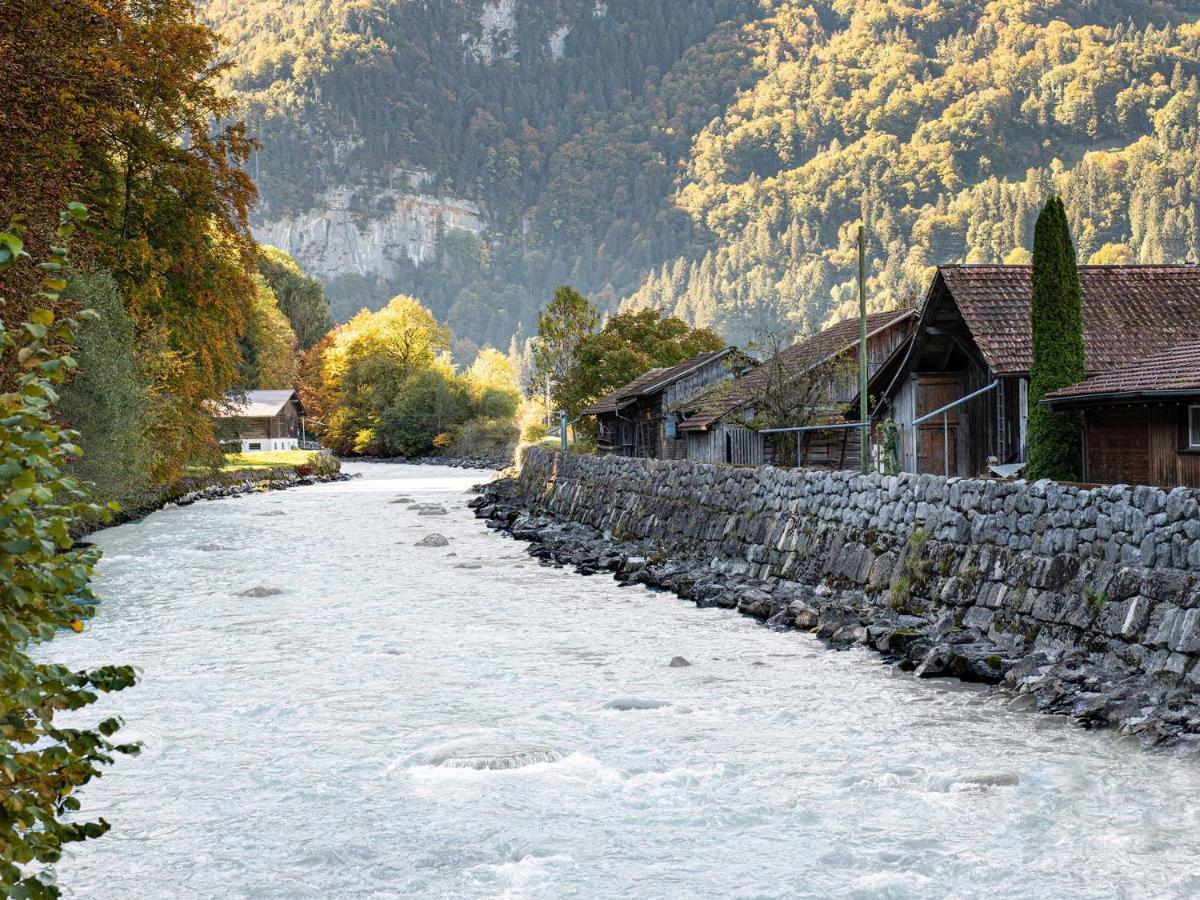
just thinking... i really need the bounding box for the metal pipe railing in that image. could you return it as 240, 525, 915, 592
911, 381, 998, 426
905, 380, 998, 477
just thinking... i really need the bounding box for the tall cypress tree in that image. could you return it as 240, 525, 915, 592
1025, 196, 1086, 481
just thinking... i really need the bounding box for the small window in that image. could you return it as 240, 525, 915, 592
1190, 405, 1200, 449
248, 442, 261, 451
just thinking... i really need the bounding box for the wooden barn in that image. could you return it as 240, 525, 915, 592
1043, 339, 1200, 488
581, 348, 752, 459
214, 389, 305, 452
674, 309, 916, 466
872, 265, 1200, 478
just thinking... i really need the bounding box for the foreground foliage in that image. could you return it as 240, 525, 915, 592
0, 210, 137, 896
1, 0, 263, 483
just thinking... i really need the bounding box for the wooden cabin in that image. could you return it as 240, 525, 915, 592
675, 309, 916, 466
871, 265, 1200, 478
1043, 340, 1200, 488
581, 348, 751, 459
214, 389, 305, 452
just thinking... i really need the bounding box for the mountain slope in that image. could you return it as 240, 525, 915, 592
206, 0, 1200, 350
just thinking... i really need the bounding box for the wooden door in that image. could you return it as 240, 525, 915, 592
916, 375, 961, 475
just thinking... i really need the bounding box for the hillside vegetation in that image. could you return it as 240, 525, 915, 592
204, 0, 1200, 346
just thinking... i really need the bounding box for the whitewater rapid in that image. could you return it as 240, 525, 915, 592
50, 463, 1200, 898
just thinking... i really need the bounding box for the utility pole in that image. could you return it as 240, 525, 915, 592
858, 224, 869, 475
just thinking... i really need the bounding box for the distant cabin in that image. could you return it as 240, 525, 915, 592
214, 389, 305, 452
676, 309, 916, 467
580, 348, 753, 459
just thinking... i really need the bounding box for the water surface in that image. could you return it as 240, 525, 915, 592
53, 463, 1200, 898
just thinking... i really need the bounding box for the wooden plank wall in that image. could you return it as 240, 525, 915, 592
1084, 407, 1149, 485
1150, 404, 1200, 488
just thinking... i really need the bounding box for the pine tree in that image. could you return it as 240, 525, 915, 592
1025, 196, 1085, 481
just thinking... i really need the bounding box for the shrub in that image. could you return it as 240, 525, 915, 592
451, 416, 519, 458
0, 207, 138, 894
56, 271, 155, 509
306, 451, 341, 477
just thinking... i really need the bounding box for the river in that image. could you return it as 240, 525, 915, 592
50, 462, 1200, 898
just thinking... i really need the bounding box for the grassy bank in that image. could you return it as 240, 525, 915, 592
221, 450, 324, 471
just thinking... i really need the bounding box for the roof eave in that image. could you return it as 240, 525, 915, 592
1043, 388, 1200, 408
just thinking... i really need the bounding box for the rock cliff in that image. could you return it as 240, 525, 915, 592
253, 180, 482, 282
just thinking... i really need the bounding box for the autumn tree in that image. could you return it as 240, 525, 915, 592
307, 295, 451, 453
0, 0, 261, 479
563, 308, 725, 427
1026, 196, 1085, 481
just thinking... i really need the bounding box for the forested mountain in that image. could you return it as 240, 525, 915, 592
205, 0, 1200, 349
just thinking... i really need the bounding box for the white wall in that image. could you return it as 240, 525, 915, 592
239, 438, 299, 453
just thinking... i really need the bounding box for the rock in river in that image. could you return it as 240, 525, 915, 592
668, 656, 692, 668
415, 534, 450, 547
238, 586, 283, 598
604, 698, 671, 711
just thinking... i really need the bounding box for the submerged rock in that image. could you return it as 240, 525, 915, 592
196, 543, 236, 552
940, 772, 1020, 791
427, 744, 563, 770
604, 698, 670, 710
389, 496, 415, 504
415, 534, 450, 547
668, 656, 692, 668
417, 506, 448, 516
238, 586, 283, 598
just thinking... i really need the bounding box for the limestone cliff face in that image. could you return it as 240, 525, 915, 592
253, 183, 483, 282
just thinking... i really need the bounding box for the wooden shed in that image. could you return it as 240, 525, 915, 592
214, 389, 305, 452
675, 309, 915, 467
873, 265, 1200, 478
1043, 340, 1200, 488
581, 348, 751, 459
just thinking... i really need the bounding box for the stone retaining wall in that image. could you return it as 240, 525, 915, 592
496, 448, 1200, 744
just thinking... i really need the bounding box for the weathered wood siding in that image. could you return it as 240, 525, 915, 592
1150, 404, 1200, 488
1082, 402, 1200, 488
1084, 407, 1150, 485
597, 355, 738, 459
215, 402, 301, 443
685, 424, 763, 465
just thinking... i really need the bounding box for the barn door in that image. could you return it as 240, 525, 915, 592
916, 375, 961, 476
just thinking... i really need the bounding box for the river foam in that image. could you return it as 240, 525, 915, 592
43, 462, 1200, 898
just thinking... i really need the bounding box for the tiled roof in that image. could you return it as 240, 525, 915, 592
938, 265, 1200, 375
216, 389, 299, 418
579, 348, 738, 416
677, 308, 915, 430
1044, 339, 1200, 403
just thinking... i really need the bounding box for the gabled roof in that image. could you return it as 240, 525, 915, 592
579, 348, 742, 416
937, 264, 1200, 375
1044, 339, 1200, 405
216, 389, 301, 419
677, 308, 916, 430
